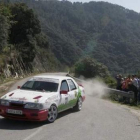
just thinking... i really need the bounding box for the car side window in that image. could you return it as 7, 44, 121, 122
60, 80, 69, 91
67, 79, 77, 91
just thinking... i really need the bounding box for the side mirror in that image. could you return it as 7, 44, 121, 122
17, 86, 21, 89
60, 90, 68, 94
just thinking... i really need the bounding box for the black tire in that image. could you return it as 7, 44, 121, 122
47, 105, 58, 123
73, 97, 83, 111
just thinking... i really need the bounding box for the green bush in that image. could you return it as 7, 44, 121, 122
75, 57, 110, 78
103, 76, 116, 88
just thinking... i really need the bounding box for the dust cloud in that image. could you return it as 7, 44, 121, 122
79, 77, 109, 98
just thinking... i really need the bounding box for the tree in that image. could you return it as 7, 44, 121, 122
0, 4, 10, 52
9, 3, 41, 65
0, 15, 9, 52
19, 0, 140, 75
74, 57, 110, 78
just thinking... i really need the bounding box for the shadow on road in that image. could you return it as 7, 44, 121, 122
136, 124, 140, 126
0, 118, 45, 130
57, 109, 77, 119
0, 109, 77, 130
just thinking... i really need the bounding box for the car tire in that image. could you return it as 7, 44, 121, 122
73, 97, 83, 111
47, 105, 58, 123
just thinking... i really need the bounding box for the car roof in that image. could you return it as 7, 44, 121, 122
33, 75, 73, 81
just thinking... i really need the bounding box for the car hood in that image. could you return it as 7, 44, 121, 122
1, 89, 58, 103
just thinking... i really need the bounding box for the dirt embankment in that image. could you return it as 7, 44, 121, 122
0, 72, 42, 97
0, 80, 18, 97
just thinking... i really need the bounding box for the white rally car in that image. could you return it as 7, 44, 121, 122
0, 75, 85, 123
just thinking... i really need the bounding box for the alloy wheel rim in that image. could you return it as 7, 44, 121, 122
78, 97, 82, 110
48, 106, 57, 122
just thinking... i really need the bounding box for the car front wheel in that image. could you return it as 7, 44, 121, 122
47, 105, 58, 123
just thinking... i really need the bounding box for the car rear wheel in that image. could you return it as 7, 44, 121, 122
73, 97, 83, 111
47, 105, 58, 123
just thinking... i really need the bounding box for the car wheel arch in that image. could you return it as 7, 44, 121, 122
49, 103, 58, 109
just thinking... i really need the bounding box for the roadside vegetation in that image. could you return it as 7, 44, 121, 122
0, 1, 60, 84
19, 0, 140, 75
1, 0, 140, 83
0, 79, 18, 97
74, 57, 116, 88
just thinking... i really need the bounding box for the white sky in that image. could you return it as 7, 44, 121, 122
68, 0, 140, 13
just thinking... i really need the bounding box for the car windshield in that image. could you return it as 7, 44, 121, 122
21, 78, 59, 92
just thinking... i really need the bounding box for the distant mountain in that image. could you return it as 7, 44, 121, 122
10, 0, 140, 74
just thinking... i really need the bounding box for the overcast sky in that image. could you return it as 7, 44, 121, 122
68, 0, 140, 13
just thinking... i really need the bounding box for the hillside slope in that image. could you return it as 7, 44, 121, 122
12, 0, 140, 74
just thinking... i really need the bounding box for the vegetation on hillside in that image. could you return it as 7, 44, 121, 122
74, 57, 116, 87
1, 0, 140, 86
0, 2, 59, 83
17, 0, 140, 75
75, 57, 110, 78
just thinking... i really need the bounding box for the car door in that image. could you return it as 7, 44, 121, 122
58, 80, 70, 112
67, 79, 78, 108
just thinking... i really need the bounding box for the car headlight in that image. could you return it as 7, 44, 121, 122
0, 99, 10, 106
24, 103, 43, 110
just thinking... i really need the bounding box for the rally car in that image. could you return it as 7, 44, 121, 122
0, 75, 85, 123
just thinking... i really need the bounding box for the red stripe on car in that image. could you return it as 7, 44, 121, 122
33, 96, 42, 99
9, 93, 14, 97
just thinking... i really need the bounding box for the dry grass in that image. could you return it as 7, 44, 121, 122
0, 80, 18, 97
0, 72, 42, 97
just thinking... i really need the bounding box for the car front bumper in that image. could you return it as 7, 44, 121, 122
0, 105, 48, 121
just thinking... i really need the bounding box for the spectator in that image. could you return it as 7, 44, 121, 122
129, 75, 138, 104
122, 77, 128, 92
115, 74, 122, 90
124, 75, 132, 91
137, 76, 140, 103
